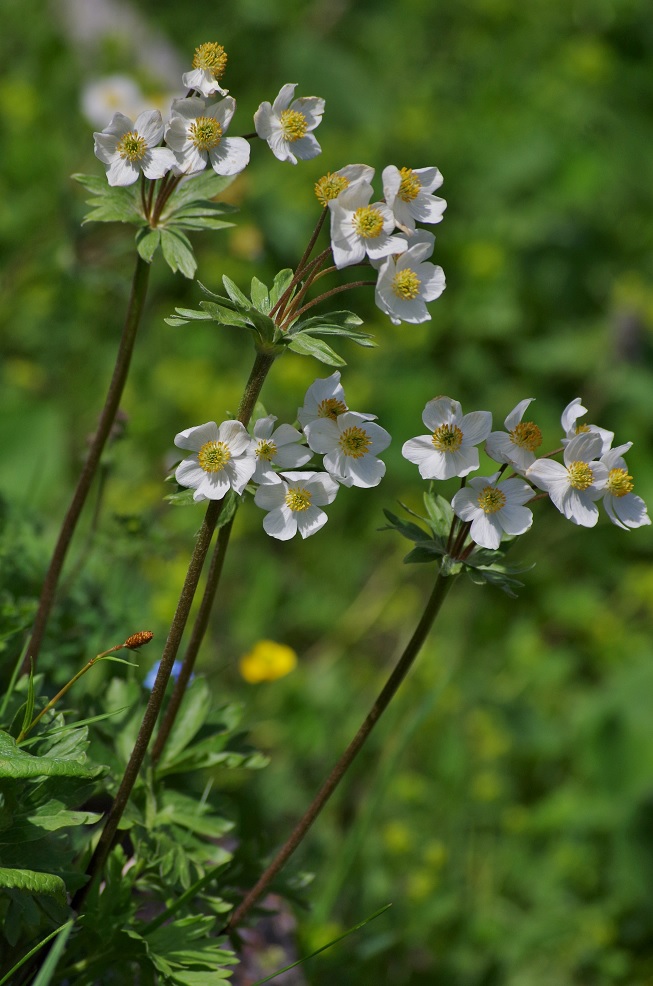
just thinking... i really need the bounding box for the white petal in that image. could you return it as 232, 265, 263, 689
297, 506, 328, 538
135, 109, 164, 146
209, 137, 250, 176
255, 483, 287, 510
175, 421, 219, 451
470, 513, 501, 550
505, 399, 535, 431
461, 410, 492, 446
263, 506, 297, 540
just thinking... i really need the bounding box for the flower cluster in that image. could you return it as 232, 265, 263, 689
173, 372, 391, 541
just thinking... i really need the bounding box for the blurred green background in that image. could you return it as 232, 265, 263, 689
2, 0, 653, 982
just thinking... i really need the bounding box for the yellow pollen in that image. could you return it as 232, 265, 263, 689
398, 167, 421, 202
117, 130, 147, 162
315, 173, 350, 206
431, 423, 463, 453
189, 116, 222, 150
285, 487, 312, 512
338, 426, 372, 459
392, 269, 421, 301
256, 439, 277, 462
477, 486, 507, 515
567, 460, 594, 490
575, 423, 591, 434
509, 421, 542, 451
353, 206, 385, 239
318, 397, 348, 420
192, 42, 228, 78
198, 440, 231, 473
280, 108, 307, 142
606, 467, 634, 498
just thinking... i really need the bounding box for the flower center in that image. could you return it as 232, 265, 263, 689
192, 42, 228, 78
353, 206, 384, 239
189, 116, 223, 150
575, 423, 591, 434
315, 173, 350, 206
280, 108, 307, 142
567, 460, 594, 490
318, 397, 348, 420
509, 421, 542, 451
477, 486, 507, 514
392, 269, 421, 300
198, 440, 231, 473
285, 487, 312, 512
256, 439, 277, 462
117, 130, 147, 162
398, 167, 421, 202
431, 424, 463, 453
606, 467, 633, 498
338, 426, 372, 459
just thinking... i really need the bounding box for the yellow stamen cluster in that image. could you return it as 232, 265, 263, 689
510, 421, 542, 451
315, 172, 350, 206
567, 461, 594, 490
280, 108, 307, 142
198, 440, 231, 473
285, 487, 312, 512
193, 42, 228, 79
318, 397, 348, 419
606, 467, 634, 498
575, 423, 591, 434
189, 117, 222, 150
256, 439, 277, 461
398, 167, 421, 202
353, 206, 384, 239
117, 130, 147, 162
392, 269, 421, 300
338, 426, 372, 459
432, 423, 463, 453
477, 486, 507, 515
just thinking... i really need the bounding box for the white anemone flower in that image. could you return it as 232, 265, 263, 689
254, 83, 324, 165
82, 75, 145, 128
182, 42, 229, 98
304, 411, 391, 488
297, 372, 351, 428
452, 473, 534, 550
561, 398, 613, 454
252, 415, 312, 484
526, 431, 608, 527
382, 165, 447, 234
314, 164, 375, 207
485, 399, 542, 473
402, 397, 492, 480
374, 231, 446, 325
174, 420, 256, 501
254, 471, 339, 540
329, 181, 406, 270
600, 443, 651, 530
165, 96, 250, 176
93, 109, 176, 186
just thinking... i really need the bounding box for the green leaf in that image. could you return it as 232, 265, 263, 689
165, 489, 198, 506
0, 867, 66, 904
250, 276, 270, 312
31, 919, 75, 986
0, 919, 74, 986
72, 173, 143, 225
135, 226, 161, 263
381, 509, 434, 544
157, 678, 212, 768
162, 171, 235, 213
287, 334, 346, 366
20, 666, 35, 738
0, 731, 101, 778
160, 228, 197, 279
295, 310, 364, 330
423, 491, 455, 536
403, 544, 447, 564
269, 269, 294, 306
221, 275, 251, 308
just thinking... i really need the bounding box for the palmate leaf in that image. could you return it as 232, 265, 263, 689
161, 228, 197, 278
287, 334, 347, 366
72, 174, 144, 225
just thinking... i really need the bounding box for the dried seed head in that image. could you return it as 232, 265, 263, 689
124, 630, 154, 650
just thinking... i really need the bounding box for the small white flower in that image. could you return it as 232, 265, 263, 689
182, 42, 229, 98
561, 398, 613, 454
600, 443, 651, 530
297, 372, 351, 428
304, 411, 391, 488
402, 397, 492, 480
485, 399, 542, 473
382, 165, 447, 234
254, 83, 324, 165
329, 181, 406, 270
82, 75, 145, 128
314, 164, 375, 206
526, 431, 608, 527
174, 420, 256, 501
452, 473, 534, 550
94, 109, 176, 186
374, 231, 446, 325
165, 96, 250, 176
252, 415, 312, 484
254, 471, 339, 540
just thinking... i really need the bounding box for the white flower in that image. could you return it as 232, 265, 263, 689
254, 471, 339, 540
600, 443, 651, 530
93, 109, 176, 186
165, 96, 250, 176
374, 231, 446, 325
485, 399, 542, 473
526, 431, 608, 527
329, 181, 406, 270
182, 42, 229, 98
252, 415, 312, 484
82, 75, 146, 128
174, 420, 256, 501
254, 83, 324, 165
297, 372, 351, 428
402, 397, 492, 480
452, 473, 534, 550
382, 165, 447, 234
561, 398, 613, 454
314, 164, 375, 206
304, 411, 391, 488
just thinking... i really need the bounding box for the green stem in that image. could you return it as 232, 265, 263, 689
24, 254, 151, 673
224, 569, 456, 933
